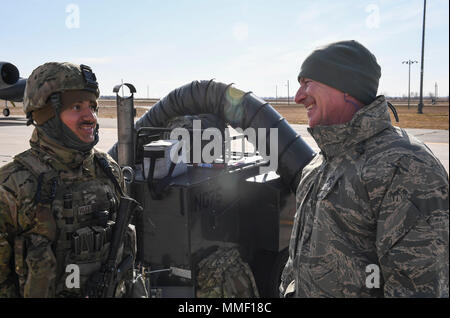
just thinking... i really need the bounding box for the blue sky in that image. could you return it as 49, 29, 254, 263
2, 0, 449, 98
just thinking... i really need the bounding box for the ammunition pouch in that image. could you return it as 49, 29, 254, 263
23, 235, 57, 298
72, 222, 114, 255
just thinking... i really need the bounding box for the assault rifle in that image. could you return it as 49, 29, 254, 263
86, 195, 142, 298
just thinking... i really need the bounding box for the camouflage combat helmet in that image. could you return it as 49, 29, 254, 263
23, 62, 100, 114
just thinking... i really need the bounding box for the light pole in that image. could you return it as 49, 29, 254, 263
418, 0, 427, 114
435, 82, 438, 103
275, 85, 278, 106
402, 60, 418, 109
286, 80, 290, 106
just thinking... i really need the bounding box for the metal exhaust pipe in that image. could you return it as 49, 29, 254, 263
113, 83, 136, 168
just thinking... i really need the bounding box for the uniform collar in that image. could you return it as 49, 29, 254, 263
30, 127, 95, 172
308, 96, 391, 158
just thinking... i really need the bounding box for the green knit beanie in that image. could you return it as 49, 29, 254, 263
298, 40, 381, 105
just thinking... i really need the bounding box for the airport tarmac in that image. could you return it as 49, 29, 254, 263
0, 116, 448, 173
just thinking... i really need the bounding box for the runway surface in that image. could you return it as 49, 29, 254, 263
1, 116, 448, 173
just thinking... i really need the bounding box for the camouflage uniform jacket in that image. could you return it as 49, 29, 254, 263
280, 96, 449, 298
0, 128, 133, 297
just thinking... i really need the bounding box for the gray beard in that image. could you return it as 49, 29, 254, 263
38, 116, 99, 153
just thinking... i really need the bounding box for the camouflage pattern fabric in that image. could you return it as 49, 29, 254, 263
23, 62, 99, 114
0, 128, 135, 297
196, 246, 260, 298
280, 96, 449, 298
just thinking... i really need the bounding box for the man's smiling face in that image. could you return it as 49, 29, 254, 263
295, 77, 360, 128
59, 99, 98, 143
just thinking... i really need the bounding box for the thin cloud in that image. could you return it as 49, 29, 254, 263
232, 22, 249, 42
69, 56, 114, 65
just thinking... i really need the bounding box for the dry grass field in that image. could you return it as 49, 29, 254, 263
6, 99, 449, 130
273, 101, 449, 130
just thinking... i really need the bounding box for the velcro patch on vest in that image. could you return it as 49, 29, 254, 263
78, 204, 94, 217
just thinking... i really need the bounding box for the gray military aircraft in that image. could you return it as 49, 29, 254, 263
0, 62, 26, 117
